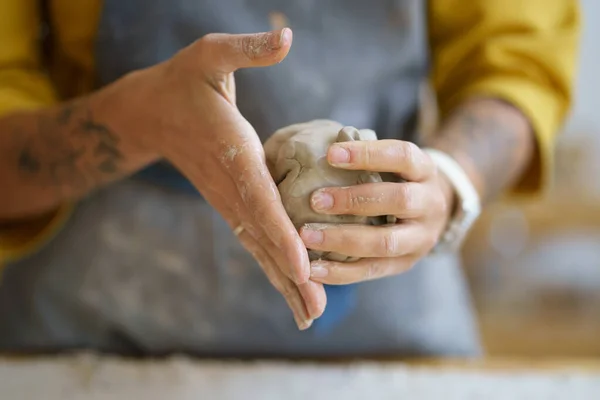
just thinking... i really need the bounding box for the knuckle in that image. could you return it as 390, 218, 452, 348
198, 33, 214, 45
398, 141, 420, 172
403, 141, 420, 160
363, 142, 374, 166
342, 189, 357, 212
396, 183, 413, 211
381, 229, 401, 257
195, 34, 217, 58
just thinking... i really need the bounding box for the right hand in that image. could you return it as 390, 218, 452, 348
115, 28, 326, 329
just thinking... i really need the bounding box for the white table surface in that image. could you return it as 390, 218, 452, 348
1, 354, 600, 400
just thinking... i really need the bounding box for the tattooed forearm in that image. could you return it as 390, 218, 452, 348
0, 98, 156, 218
14, 101, 123, 195
429, 98, 535, 203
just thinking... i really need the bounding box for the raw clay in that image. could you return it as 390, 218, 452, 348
264, 120, 397, 262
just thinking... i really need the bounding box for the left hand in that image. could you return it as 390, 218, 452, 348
299, 140, 454, 285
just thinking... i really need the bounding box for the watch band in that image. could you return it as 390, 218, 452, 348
422, 148, 482, 253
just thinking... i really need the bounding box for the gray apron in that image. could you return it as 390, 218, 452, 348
0, 0, 481, 357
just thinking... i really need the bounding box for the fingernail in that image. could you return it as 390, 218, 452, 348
270, 28, 291, 49
311, 191, 334, 211
297, 318, 314, 331
311, 264, 329, 278
300, 228, 324, 245
290, 295, 312, 330
292, 312, 303, 329
329, 145, 350, 165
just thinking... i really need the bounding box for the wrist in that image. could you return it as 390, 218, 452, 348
428, 98, 534, 203
92, 69, 161, 166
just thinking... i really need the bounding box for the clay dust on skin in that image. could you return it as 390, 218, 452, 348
351, 196, 384, 207
303, 223, 328, 232
335, 186, 384, 208
219, 138, 293, 251
236, 29, 283, 59
221, 144, 243, 165
244, 34, 271, 57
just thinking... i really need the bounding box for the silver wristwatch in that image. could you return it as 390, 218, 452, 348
422, 148, 482, 253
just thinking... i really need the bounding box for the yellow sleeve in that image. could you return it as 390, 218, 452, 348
0, 0, 71, 266
428, 0, 581, 195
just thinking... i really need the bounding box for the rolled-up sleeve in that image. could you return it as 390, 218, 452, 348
0, 0, 71, 265
428, 0, 581, 194
0, 0, 57, 112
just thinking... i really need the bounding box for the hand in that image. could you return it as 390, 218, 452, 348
299, 140, 455, 284
114, 29, 325, 329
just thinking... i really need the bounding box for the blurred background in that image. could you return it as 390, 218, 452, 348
2, 2, 600, 399
461, 0, 600, 358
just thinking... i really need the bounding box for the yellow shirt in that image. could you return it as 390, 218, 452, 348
0, 0, 581, 264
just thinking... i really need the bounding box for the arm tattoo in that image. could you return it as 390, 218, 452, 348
14, 101, 124, 197
431, 99, 534, 203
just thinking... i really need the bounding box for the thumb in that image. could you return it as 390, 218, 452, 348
199, 28, 293, 74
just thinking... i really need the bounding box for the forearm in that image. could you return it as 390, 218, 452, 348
0, 83, 158, 219
429, 97, 535, 204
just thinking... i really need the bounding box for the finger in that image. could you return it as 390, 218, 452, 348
297, 280, 327, 320
215, 111, 311, 285
300, 223, 437, 259
235, 223, 314, 330
199, 28, 293, 74
311, 182, 428, 219
223, 163, 323, 320
234, 155, 311, 284
310, 256, 416, 285
232, 208, 322, 320
194, 184, 315, 327
327, 140, 435, 181
238, 196, 324, 319
286, 290, 313, 331
241, 215, 325, 321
